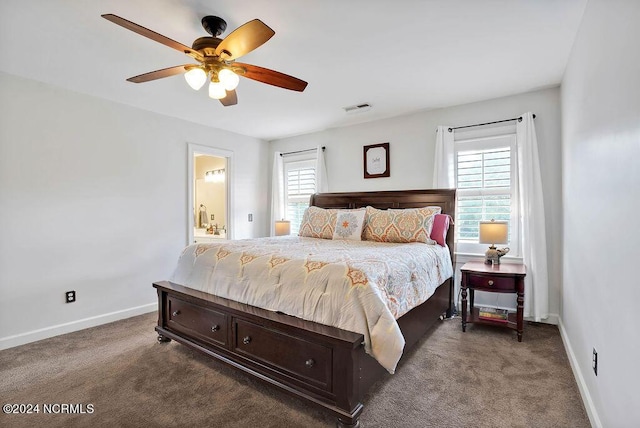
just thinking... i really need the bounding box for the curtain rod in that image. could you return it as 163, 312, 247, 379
280, 146, 325, 156
448, 114, 536, 132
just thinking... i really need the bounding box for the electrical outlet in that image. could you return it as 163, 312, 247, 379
65, 291, 76, 303
592, 348, 598, 376
210, 214, 215, 221
248, 213, 253, 222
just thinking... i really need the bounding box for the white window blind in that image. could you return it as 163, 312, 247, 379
284, 159, 316, 234
457, 148, 511, 240
455, 133, 519, 255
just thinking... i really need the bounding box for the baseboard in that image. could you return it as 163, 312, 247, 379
558, 317, 602, 428
0, 302, 158, 351
531, 312, 559, 325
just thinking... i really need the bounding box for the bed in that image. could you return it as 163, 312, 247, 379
154, 189, 456, 427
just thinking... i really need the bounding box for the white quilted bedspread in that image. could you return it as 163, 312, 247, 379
171, 236, 452, 373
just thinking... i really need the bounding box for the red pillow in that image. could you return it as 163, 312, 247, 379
430, 214, 450, 246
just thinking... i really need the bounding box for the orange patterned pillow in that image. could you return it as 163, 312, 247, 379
362, 206, 441, 243
298, 206, 337, 239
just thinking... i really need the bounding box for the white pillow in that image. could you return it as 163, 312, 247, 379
332, 209, 366, 241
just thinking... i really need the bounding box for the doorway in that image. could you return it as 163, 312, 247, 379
187, 144, 233, 245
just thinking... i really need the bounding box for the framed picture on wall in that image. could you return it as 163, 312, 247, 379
363, 142, 390, 178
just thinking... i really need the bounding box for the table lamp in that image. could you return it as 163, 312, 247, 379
274, 220, 291, 236
479, 220, 509, 264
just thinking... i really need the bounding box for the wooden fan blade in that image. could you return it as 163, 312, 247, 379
215, 19, 275, 60
234, 63, 307, 92
219, 90, 238, 106
102, 14, 203, 61
126, 65, 192, 83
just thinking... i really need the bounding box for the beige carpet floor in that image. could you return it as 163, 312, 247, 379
0, 313, 590, 427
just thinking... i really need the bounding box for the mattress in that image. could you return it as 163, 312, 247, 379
171, 236, 453, 373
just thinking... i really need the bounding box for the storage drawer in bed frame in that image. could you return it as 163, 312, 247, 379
234, 318, 334, 393
167, 295, 229, 348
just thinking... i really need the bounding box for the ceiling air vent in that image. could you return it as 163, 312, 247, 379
343, 103, 372, 114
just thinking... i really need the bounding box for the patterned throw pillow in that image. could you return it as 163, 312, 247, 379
332, 209, 366, 241
362, 206, 442, 243
298, 206, 336, 239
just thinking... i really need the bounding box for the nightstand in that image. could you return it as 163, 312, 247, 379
460, 261, 527, 341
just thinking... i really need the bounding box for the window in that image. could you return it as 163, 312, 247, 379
455, 133, 519, 255
284, 159, 316, 234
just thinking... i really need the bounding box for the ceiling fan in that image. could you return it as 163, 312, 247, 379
101, 14, 308, 106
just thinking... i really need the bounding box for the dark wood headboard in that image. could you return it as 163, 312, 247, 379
310, 189, 456, 261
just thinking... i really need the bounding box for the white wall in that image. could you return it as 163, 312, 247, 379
560, 0, 640, 426
270, 87, 563, 321
0, 72, 268, 348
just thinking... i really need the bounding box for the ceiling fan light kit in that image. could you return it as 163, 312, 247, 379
101, 13, 308, 107
208, 81, 227, 100
184, 67, 207, 90
218, 68, 240, 91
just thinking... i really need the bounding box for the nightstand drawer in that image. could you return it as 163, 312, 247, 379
467, 273, 515, 291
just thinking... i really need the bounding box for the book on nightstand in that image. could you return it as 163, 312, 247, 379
478, 307, 509, 322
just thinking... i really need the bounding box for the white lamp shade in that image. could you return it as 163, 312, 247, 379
184, 68, 207, 90
479, 220, 508, 245
218, 68, 240, 90
208, 81, 227, 99
275, 220, 291, 236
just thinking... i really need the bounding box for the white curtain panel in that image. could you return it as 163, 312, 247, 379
270, 151, 284, 236
516, 112, 549, 321
432, 125, 455, 188
315, 146, 329, 193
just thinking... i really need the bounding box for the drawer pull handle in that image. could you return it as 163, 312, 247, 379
172, 310, 180, 317
487, 280, 494, 286
211, 325, 220, 332
305, 359, 315, 368
242, 336, 252, 345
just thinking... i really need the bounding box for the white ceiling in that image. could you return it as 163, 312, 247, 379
0, 0, 587, 141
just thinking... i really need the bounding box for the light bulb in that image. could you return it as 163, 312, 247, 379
184, 67, 206, 90
218, 68, 240, 91
208, 81, 226, 99
213, 170, 225, 183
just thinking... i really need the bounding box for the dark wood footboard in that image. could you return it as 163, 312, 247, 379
154, 278, 452, 427
155, 280, 368, 425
